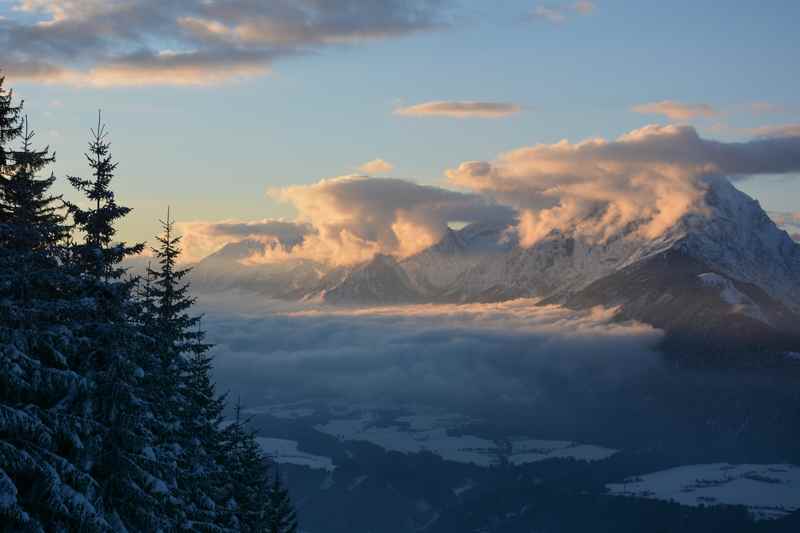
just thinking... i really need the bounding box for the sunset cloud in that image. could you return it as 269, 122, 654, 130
447, 124, 800, 246
749, 123, 800, 139
266, 175, 515, 264
177, 219, 314, 263
394, 101, 522, 119
358, 159, 395, 175
531, 2, 595, 23
632, 100, 719, 121
0, 0, 449, 86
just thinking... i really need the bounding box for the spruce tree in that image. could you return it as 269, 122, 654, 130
67, 113, 174, 531
146, 209, 230, 531
0, 74, 23, 178
221, 400, 296, 533
266, 471, 298, 533
0, 114, 109, 531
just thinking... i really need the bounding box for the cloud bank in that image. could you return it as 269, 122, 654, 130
394, 101, 522, 118
178, 125, 800, 264
264, 175, 516, 264
632, 101, 719, 121
446, 124, 800, 246
177, 219, 315, 263
1, 0, 449, 86
199, 295, 662, 410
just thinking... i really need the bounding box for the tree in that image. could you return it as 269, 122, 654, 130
222, 401, 274, 533
67, 113, 173, 531
0, 112, 109, 531
146, 209, 231, 531
67, 112, 143, 280
266, 470, 299, 533
0, 74, 23, 178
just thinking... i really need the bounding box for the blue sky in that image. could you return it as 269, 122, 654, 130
2, 0, 800, 249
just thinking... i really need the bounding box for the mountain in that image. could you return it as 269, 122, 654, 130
401, 222, 516, 295
190, 177, 800, 351
190, 239, 326, 297
321, 254, 422, 305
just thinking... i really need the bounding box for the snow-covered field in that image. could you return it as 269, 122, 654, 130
244, 402, 316, 419
508, 438, 617, 465
256, 437, 335, 471
315, 413, 499, 467
607, 463, 800, 520
313, 410, 618, 468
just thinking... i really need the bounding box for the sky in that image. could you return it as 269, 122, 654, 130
2, 0, 800, 258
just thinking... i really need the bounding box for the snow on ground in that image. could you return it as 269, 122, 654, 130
314, 411, 618, 468
315, 413, 498, 467
606, 463, 800, 520
508, 438, 617, 465
256, 437, 335, 471
244, 402, 315, 419
785, 351, 800, 361
453, 479, 476, 496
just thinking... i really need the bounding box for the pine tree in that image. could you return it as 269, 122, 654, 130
67, 113, 174, 531
0, 74, 23, 179
67, 112, 142, 280
222, 401, 272, 532
0, 114, 109, 531
266, 470, 298, 533
146, 209, 231, 531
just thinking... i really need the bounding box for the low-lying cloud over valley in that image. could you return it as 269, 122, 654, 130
199, 295, 663, 411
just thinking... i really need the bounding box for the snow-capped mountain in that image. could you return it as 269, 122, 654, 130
190, 177, 800, 347
190, 239, 326, 297
321, 254, 421, 305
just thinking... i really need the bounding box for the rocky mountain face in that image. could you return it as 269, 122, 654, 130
189, 177, 800, 351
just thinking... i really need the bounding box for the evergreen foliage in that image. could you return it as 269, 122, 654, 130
0, 78, 299, 532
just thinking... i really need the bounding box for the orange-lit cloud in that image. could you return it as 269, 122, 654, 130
1, 0, 449, 86
632, 100, 719, 121
749, 124, 800, 139
531, 2, 595, 23
394, 101, 522, 119
358, 159, 395, 175
447, 124, 800, 247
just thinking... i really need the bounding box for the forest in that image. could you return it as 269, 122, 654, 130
0, 75, 299, 532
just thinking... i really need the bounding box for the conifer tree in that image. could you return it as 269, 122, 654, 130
67, 112, 143, 280
0, 74, 23, 178
220, 400, 299, 533
266, 470, 299, 533
67, 114, 173, 531
0, 113, 109, 531
146, 209, 230, 531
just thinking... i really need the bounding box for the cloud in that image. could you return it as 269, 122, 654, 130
749, 102, 784, 114
632, 100, 719, 121
446, 124, 800, 247
749, 124, 800, 139
531, 2, 595, 23
265, 175, 516, 264
177, 219, 314, 263
769, 211, 800, 241
394, 101, 522, 119
358, 158, 394, 175
199, 295, 662, 411
1, 0, 449, 86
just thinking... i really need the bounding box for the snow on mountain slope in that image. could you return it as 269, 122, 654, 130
441, 177, 800, 313
401, 222, 515, 294
190, 239, 326, 296
322, 254, 422, 305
